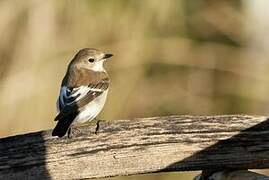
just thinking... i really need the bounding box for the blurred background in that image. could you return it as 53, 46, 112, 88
1, 0, 269, 179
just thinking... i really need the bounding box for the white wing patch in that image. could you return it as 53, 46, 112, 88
56, 85, 105, 113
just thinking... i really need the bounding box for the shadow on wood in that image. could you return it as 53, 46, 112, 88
0, 131, 50, 179
162, 117, 269, 174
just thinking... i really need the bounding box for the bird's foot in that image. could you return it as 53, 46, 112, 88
95, 119, 101, 135
67, 127, 81, 139
94, 118, 104, 135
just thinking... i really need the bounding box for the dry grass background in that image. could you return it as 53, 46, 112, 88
1, 0, 269, 179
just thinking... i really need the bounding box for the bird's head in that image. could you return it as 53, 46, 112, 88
70, 48, 113, 72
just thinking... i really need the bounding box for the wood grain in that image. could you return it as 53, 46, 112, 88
1, 115, 269, 179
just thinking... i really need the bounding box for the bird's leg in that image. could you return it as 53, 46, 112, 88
67, 126, 81, 139
94, 118, 102, 135
67, 126, 81, 138
67, 127, 72, 139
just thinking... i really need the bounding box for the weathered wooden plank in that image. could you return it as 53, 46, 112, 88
1, 115, 269, 179
195, 170, 269, 180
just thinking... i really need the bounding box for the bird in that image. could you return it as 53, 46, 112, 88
52, 48, 113, 138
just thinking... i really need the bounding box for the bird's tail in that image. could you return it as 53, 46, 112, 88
52, 113, 77, 138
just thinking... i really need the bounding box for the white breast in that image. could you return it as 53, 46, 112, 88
73, 90, 108, 124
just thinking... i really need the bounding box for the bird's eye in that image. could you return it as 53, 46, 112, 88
88, 58, 95, 63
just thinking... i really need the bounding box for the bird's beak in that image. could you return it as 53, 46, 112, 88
103, 53, 113, 60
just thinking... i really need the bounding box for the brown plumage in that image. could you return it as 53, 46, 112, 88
55, 70, 109, 121
52, 48, 112, 138
62, 67, 109, 88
